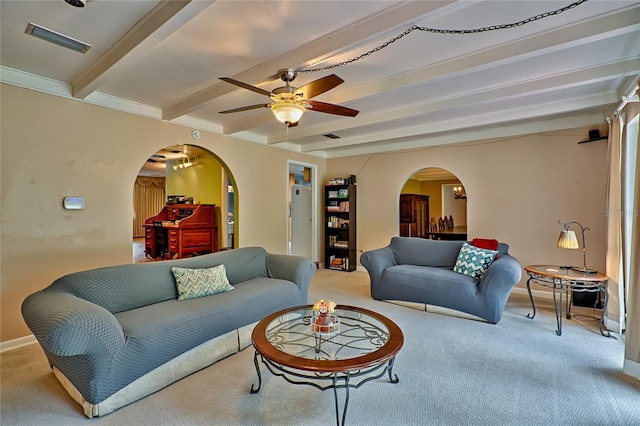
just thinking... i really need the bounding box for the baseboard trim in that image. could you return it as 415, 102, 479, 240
604, 318, 622, 335
511, 287, 553, 299
623, 357, 640, 379
0, 335, 37, 353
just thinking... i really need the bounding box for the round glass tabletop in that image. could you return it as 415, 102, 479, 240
252, 304, 403, 373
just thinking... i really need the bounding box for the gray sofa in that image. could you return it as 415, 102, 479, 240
360, 237, 521, 323
21, 247, 315, 418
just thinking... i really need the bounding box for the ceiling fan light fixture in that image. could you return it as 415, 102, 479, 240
271, 102, 305, 124
65, 0, 86, 7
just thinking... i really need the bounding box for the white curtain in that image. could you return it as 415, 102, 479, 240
606, 81, 640, 379
623, 93, 640, 379
605, 113, 624, 334
133, 177, 166, 238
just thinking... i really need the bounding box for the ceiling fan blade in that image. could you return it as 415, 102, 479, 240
294, 74, 344, 99
219, 77, 271, 97
306, 100, 359, 117
219, 104, 270, 114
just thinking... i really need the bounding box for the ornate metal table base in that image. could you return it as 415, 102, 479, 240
250, 305, 404, 426
525, 265, 610, 337
251, 351, 398, 426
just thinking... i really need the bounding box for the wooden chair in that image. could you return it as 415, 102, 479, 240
152, 220, 167, 260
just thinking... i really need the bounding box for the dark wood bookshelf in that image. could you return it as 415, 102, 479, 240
324, 176, 356, 272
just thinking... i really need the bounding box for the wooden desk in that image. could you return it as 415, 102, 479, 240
144, 204, 218, 259
425, 226, 467, 241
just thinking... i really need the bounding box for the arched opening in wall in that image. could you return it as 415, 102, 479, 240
399, 167, 467, 241
133, 144, 238, 263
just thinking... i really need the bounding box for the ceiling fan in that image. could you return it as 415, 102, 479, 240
219, 69, 359, 127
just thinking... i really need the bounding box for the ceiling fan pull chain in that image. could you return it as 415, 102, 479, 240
298, 0, 589, 73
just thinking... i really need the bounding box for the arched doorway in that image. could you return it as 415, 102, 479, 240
133, 144, 238, 262
399, 167, 467, 240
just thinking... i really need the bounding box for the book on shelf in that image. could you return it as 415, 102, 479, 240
338, 188, 349, 198
330, 257, 343, 269
327, 175, 356, 186
326, 200, 349, 212
328, 190, 339, 198
327, 216, 349, 228
329, 257, 349, 271
333, 240, 349, 249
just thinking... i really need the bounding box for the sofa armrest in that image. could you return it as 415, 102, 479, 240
360, 246, 397, 283
479, 255, 522, 299
266, 253, 316, 292
22, 291, 125, 358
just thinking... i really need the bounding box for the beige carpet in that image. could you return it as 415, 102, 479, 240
2, 269, 639, 425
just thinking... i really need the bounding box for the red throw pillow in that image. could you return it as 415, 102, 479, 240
472, 238, 499, 258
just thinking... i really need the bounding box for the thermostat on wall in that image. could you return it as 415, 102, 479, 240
63, 197, 85, 210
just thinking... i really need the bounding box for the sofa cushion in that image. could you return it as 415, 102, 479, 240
472, 238, 500, 259
390, 237, 464, 267
453, 242, 498, 279
105, 277, 303, 404
376, 265, 480, 306
45, 247, 271, 314
171, 265, 234, 301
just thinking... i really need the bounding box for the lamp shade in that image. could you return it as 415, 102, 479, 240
557, 230, 579, 249
271, 102, 305, 124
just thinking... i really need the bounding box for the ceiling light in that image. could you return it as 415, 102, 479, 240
453, 186, 466, 200
25, 22, 91, 54
271, 102, 305, 125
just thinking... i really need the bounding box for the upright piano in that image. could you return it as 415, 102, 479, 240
144, 204, 218, 259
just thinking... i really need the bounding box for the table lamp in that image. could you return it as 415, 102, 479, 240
557, 219, 596, 274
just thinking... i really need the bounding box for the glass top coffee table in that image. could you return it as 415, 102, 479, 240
251, 304, 404, 426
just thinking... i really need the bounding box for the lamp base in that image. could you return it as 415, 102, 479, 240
570, 266, 597, 274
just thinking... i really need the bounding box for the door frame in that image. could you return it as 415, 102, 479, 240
287, 160, 317, 262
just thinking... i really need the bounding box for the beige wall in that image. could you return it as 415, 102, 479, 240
1, 83, 609, 343
326, 128, 608, 283
0, 84, 325, 341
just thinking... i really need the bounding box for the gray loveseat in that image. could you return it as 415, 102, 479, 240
22, 247, 315, 418
360, 237, 521, 323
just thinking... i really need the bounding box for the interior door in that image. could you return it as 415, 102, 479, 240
290, 185, 312, 259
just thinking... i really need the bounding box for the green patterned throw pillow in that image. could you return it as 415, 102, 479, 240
172, 265, 234, 301
453, 242, 498, 279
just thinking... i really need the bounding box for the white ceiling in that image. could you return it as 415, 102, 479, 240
1, 0, 639, 160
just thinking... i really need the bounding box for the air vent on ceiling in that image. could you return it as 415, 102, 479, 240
323, 133, 341, 139
25, 22, 91, 54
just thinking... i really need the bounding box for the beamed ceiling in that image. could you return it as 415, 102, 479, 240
1, 0, 639, 159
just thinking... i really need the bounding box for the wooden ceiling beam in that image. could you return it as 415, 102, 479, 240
162, 1, 458, 121
264, 9, 640, 145
72, 1, 212, 99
